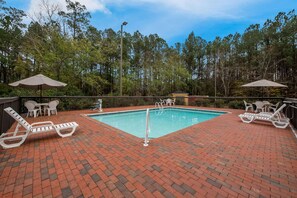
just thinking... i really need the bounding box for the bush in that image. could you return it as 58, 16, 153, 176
228, 100, 244, 109
59, 98, 93, 110
0, 84, 12, 96
195, 98, 211, 107
214, 99, 225, 108
175, 97, 184, 105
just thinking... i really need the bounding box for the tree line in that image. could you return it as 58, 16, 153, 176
0, 0, 296, 97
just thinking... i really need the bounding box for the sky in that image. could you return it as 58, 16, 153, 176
6, 0, 297, 46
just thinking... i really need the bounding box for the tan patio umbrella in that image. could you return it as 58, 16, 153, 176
9, 74, 67, 97
242, 79, 287, 96
242, 79, 287, 88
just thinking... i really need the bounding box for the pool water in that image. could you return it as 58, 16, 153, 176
89, 108, 225, 138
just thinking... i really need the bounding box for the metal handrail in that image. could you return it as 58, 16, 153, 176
143, 108, 150, 146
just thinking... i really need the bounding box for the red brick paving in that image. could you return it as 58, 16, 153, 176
1, 105, 297, 197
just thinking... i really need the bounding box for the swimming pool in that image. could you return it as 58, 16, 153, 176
89, 108, 225, 138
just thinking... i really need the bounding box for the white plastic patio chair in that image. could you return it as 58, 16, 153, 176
26, 100, 38, 106
24, 101, 40, 118
166, 98, 175, 106
254, 101, 265, 112
0, 107, 79, 149
46, 100, 59, 116
238, 104, 290, 129
171, 98, 176, 106
269, 102, 280, 112
243, 100, 253, 112
27, 100, 43, 114
159, 99, 166, 106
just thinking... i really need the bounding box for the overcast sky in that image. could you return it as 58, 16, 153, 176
7, 0, 297, 46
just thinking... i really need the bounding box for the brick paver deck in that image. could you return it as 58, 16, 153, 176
1, 106, 297, 197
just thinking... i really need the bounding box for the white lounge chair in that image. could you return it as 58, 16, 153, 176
238, 104, 290, 129
0, 107, 79, 149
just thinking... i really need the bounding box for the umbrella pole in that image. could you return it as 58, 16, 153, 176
39, 85, 42, 102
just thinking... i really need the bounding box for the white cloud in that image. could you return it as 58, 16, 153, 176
99, 0, 263, 43
28, 0, 259, 20
28, 0, 110, 17
25, 0, 270, 44
104, 0, 258, 19
76, 0, 110, 13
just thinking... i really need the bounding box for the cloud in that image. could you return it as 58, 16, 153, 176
76, 0, 110, 13
28, 0, 110, 17
103, 0, 259, 19
25, 0, 293, 45
92, 0, 259, 44
28, 0, 260, 20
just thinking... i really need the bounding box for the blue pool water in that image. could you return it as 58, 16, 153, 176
89, 108, 225, 138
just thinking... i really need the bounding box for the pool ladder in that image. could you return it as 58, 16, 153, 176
144, 109, 150, 146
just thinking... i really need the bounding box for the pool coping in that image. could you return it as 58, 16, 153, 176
82, 106, 231, 140
84, 106, 231, 117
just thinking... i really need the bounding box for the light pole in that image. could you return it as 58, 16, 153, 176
215, 56, 217, 101
120, 21, 128, 96
215, 50, 219, 102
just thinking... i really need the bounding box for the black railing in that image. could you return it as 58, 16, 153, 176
0, 97, 20, 134
19, 96, 285, 111
19, 96, 169, 111
284, 98, 297, 129
188, 96, 284, 109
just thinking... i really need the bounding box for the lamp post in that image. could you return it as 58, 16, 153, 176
214, 57, 217, 101
120, 21, 128, 96
215, 50, 219, 102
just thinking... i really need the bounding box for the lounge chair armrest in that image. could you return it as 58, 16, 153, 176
0, 130, 28, 138
31, 121, 54, 126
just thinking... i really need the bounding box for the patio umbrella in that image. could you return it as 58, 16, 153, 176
242, 79, 287, 96
9, 74, 67, 97
241, 79, 287, 88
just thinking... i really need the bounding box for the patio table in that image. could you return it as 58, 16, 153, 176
35, 103, 49, 116
253, 101, 272, 112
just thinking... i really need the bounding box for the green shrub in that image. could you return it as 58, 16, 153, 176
228, 100, 244, 109
0, 84, 12, 96
175, 98, 184, 105
214, 99, 225, 108
195, 98, 211, 107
